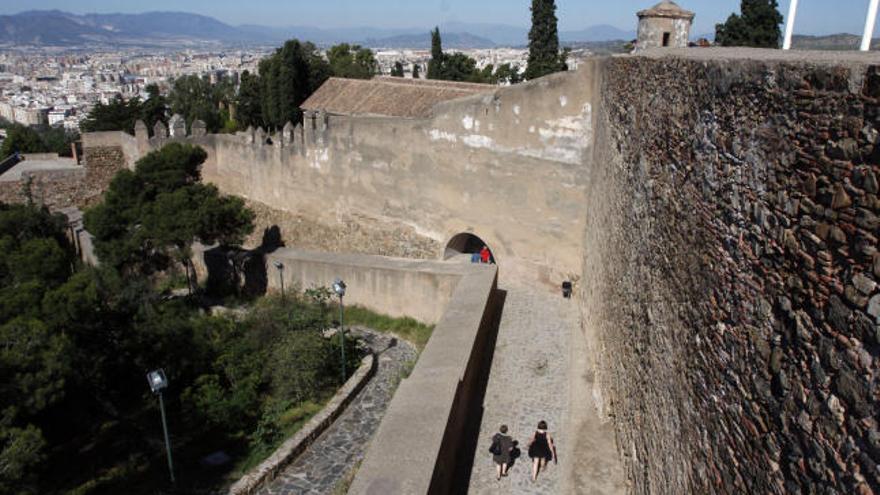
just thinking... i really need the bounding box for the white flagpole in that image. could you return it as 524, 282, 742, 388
783, 0, 799, 50
862, 0, 880, 51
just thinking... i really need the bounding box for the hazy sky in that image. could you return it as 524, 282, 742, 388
3, 1, 877, 37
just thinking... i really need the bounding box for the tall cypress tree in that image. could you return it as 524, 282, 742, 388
257, 39, 330, 129
524, 0, 567, 80
716, 0, 783, 48
427, 27, 445, 80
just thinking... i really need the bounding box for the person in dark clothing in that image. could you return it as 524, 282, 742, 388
527, 420, 556, 482
491, 424, 514, 480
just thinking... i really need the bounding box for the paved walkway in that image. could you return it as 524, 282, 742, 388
468, 281, 627, 494
259, 328, 416, 495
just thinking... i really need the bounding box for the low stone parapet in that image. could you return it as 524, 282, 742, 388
348, 265, 500, 494
228, 353, 377, 495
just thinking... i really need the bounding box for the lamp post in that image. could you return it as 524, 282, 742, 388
332, 278, 347, 382
146, 369, 175, 484
273, 260, 285, 299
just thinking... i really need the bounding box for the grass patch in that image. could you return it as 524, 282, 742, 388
342, 305, 434, 351
228, 397, 329, 478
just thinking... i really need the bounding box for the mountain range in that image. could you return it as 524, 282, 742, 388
0, 10, 873, 51
0, 10, 635, 48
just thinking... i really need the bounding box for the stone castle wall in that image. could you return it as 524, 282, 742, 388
74, 50, 880, 493
584, 52, 879, 494
0, 145, 126, 209
132, 62, 602, 283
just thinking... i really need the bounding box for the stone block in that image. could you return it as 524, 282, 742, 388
853, 273, 876, 295
831, 184, 852, 209
868, 294, 880, 321
134, 120, 148, 139
191, 119, 207, 137
282, 121, 295, 146
153, 120, 168, 139
169, 114, 186, 138
254, 127, 266, 145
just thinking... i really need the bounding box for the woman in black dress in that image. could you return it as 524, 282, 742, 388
527, 420, 556, 481
491, 424, 514, 480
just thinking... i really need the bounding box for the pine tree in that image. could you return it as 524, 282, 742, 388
391, 61, 405, 77
427, 27, 445, 80
716, 0, 783, 48
524, 0, 567, 80
412, 64, 420, 79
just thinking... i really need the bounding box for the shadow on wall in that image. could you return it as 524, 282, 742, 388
448, 288, 508, 492
445, 232, 496, 264
203, 224, 284, 297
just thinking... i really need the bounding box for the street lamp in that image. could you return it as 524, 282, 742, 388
273, 260, 284, 299
332, 278, 347, 382
146, 369, 175, 484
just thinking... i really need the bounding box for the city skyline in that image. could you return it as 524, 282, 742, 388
2, 1, 877, 39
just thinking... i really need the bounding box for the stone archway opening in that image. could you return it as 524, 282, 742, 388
444, 232, 496, 264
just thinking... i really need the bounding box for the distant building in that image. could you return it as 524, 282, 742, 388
636, 1, 695, 51
12, 106, 49, 126
48, 108, 71, 127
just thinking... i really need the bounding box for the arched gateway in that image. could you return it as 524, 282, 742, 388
444, 232, 496, 263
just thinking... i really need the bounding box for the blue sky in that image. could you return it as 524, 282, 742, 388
2, 1, 876, 36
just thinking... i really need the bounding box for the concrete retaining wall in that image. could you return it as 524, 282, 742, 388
348, 264, 499, 494
264, 249, 475, 325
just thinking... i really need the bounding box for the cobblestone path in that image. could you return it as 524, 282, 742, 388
259, 328, 416, 495
468, 282, 626, 495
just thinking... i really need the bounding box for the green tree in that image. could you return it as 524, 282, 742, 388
427, 27, 445, 80
524, 0, 568, 80
443, 52, 482, 82
140, 83, 168, 132
259, 39, 330, 129
0, 124, 78, 159
390, 61, 405, 77
0, 124, 43, 157
425, 28, 489, 83
412, 63, 421, 79
37, 126, 79, 157
716, 0, 783, 48
168, 75, 223, 133
80, 95, 143, 134
0, 317, 70, 492
494, 63, 522, 85
0, 423, 46, 494
327, 43, 379, 79
84, 143, 254, 276
236, 70, 263, 129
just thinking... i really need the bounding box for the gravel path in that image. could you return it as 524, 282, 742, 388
259, 328, 416, 495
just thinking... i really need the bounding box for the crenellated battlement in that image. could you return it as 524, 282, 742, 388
135, 110, 335, 159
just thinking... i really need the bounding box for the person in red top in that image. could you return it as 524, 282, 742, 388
480, 245, 491, 264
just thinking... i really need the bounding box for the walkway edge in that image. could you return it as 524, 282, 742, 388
228, 353, 377, 495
